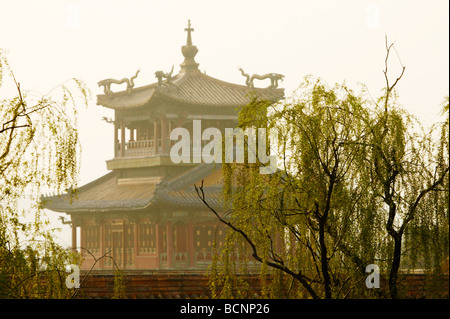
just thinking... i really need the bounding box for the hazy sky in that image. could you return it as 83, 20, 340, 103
1, 0, 448, 246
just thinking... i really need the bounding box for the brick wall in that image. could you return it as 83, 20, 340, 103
75, 270, 264, 299
75, 270, 449, 299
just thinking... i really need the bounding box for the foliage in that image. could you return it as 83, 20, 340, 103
113, 268, 126, 299
0, 49, 90, 298
197, 42, 449, 299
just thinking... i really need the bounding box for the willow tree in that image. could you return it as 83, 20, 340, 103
0, 49, 90, 298
363, 40, 449, 299
196, 40, 449, 299
197, 79, 377, 299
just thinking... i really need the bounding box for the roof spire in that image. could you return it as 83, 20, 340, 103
185, 19, 194, 45
180, 19, 199, 72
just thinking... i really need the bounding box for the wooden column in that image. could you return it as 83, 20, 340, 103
153, 120, 158, 154
187, 221, 194, 267
71, 224, 77, 253
161, 115, 167, 154
99, 220, 104, 269
121, 223, 125, 269
120, 121, 126, 157
155, 222, 161, 267
114, 124, 118, 157
168, 120, 172, 149
133, 221, 138, 266
79, 224, 83, 255
166, 221, 174, 268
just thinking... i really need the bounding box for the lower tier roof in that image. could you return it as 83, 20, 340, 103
42, 163, 223, 214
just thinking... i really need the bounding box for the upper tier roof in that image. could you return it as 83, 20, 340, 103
97, 70, 284, 110
97, 20, 284, 110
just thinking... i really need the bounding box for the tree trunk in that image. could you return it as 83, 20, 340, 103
388, 233, 402, 299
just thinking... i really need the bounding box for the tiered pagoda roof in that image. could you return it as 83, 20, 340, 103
97, 19, 283, 110
43, 21, 284, 214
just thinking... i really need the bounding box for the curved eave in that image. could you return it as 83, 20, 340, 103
96, 84, 159, 110
42, 196, 157, 214
42, 163, 224, 214
43, 189, 223, 213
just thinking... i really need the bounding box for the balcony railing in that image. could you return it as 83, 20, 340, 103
117, 139, 160, 157
116, 138, 221, 158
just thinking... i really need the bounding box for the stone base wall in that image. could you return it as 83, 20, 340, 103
75, 270, 449, 299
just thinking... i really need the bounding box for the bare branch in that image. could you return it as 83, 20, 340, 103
71, 248, 115, 299
383, 35, 406, 112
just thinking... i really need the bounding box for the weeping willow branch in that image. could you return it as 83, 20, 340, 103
194, 180, 320, 299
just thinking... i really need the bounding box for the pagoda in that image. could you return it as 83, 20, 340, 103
44, 21, 284, 271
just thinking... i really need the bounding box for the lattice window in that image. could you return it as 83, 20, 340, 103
173, 224, 187, 252
139, 221, 156, 254
82, 223, 99, 255
124, 222, 134, 266
161, 227, 167, 253
194, 225, 224, 251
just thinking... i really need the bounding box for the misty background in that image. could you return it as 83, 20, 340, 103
0, 0, 448, 247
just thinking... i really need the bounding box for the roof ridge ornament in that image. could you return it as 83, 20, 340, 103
155, 65, 174, 86
239, 68, 284, 89
180, 20, 200, 72
98, 70, 140, 94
